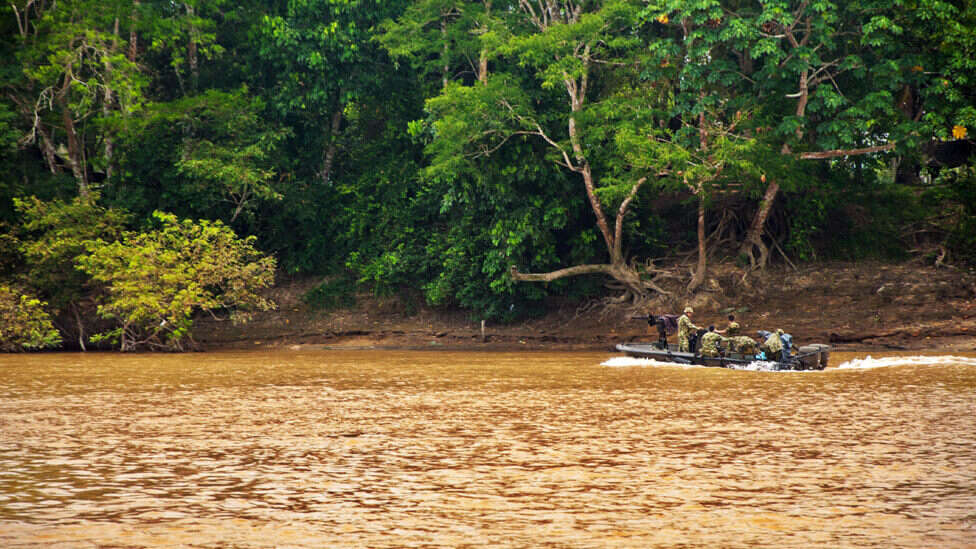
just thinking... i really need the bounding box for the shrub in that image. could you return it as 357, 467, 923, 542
77, 212, 277, 351
0, 284, 61, 351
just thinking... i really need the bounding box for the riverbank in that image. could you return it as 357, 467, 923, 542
192, 261, 976, 353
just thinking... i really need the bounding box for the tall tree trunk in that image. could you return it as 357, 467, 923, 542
102, 17, 120, 183
320, 109, 343, 185
186, 4, 199, 92
478, 51, 488, 84
739, 178, 776, 268
479, 1, 490, 84
128, 0, 140, 61
59, 85, 90, 201
688, 106, 709, 291
36, 124, 59, 174
441, 16, 449, 89
741, 68, 808, 269
687, 194, 707, 292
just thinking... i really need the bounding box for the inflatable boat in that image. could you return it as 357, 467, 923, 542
614, 341, 831, 371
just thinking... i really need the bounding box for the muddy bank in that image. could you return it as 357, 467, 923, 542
192, 262, 976, 353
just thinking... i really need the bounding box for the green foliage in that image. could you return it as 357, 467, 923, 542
77, 212, 276, 351
2, 0, 976, 340
116, 88, 287, 224
15, 195, 131, 311
925, 164, 976, 262
0, 284, 61, 352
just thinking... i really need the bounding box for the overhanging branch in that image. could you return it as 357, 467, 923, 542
510, 263, 615, 282
799, 143, 895, 159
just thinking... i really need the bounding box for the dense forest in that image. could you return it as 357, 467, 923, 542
1, 0, 974, 351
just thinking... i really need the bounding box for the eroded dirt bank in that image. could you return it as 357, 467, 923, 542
192, 262, 976, 353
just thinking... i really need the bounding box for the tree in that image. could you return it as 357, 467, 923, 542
0, 284, 61, 351
261, 0, 408, 186
119, 88, 287, 223
14, 195, 131, 348
414, 1, 676, 301
8, 0, 146, 198
77, 212, 276, 351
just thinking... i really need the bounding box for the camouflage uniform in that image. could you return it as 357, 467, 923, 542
677, 314, 699, 352
700, 331, 727, 357
761, 331, 784, 355
731, 336, 759, 354
725, 321, 740, 335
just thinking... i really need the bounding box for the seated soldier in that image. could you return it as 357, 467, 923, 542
720, 314, 740, 336
700, 325, 728, 358
759, 329, 784, 361
778, 329, 793, 360
730, 335, 759, 355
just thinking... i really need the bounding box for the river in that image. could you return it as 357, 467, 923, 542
1, 350, 974, 547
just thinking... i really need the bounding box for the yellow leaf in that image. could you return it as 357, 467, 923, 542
657, 14, 669, 24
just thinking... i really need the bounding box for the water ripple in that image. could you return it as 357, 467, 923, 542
0, 350, 974, 547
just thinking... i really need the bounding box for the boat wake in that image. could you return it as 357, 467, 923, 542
835, 355, 976, 370
601, 357, 797, 372
602, 354, 976, 372
601, 357, 701, 368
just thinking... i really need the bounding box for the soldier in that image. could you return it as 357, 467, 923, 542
700, 325, 728, 357
731, 335, 759, 355
721, 314, 740, 336
677, 306, 700, 352
759, 329, 784, 360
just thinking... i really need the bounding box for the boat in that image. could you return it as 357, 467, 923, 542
614, 341, 831, 371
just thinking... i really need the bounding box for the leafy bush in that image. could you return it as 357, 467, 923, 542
0, 284, 61, 352
77, 212, 277, 351
14, 195, 131, 311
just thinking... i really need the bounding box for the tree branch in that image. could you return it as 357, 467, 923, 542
510, 263, 617, 282
613, 176, 647, 260
799, 143, 895, 159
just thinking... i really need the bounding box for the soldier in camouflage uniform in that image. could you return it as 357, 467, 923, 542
700, 326, 728, 357
722, 314, 740, 336
760, 329, 784, 358
677, 306, 700, 352
730, 336, 759, 355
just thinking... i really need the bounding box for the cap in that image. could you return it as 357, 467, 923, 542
684, 306, 693, 314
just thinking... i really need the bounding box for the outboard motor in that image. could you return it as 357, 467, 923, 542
797, 346, 821, 370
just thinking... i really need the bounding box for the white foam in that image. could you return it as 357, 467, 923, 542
727, 361, 790, 372
604, 354, 976, 372
835, 355, 976, 370
601, 357, 703, 369
601, 357, 788, 372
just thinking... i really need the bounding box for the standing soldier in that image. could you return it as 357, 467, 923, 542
677, 306, 700, 352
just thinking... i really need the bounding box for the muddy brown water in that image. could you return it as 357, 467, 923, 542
1, 350, 974, 548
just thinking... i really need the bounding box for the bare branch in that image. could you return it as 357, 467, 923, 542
510, 263, 618, 282
799, 143, 896, 159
